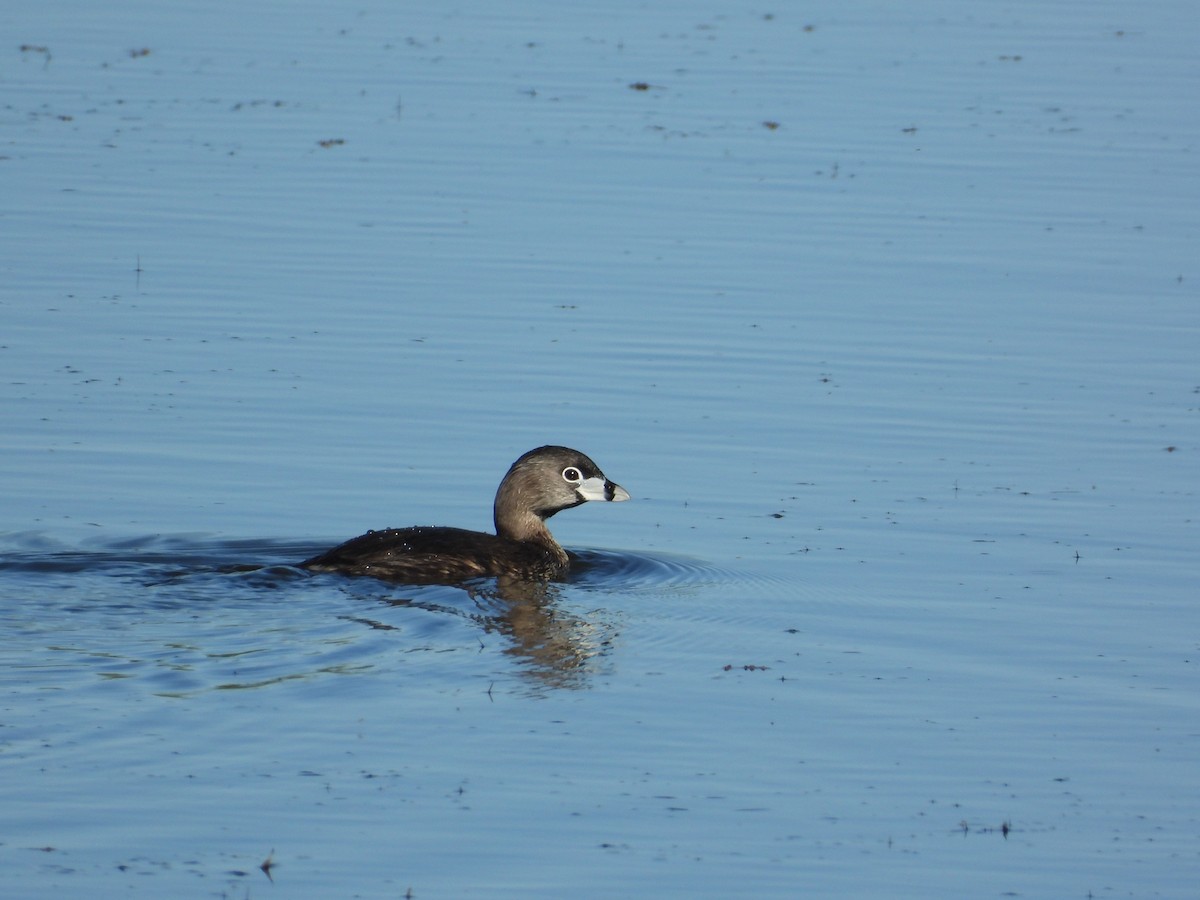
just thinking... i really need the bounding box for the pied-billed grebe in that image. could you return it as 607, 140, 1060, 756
300, 445, 629, 584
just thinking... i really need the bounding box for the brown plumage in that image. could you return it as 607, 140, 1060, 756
300, 446, 629, 584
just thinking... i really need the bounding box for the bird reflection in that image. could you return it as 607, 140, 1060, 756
351, 575, 610, 690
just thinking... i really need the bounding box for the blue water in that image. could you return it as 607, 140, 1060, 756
3, 1, 1198, 897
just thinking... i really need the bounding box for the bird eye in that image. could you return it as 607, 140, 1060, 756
562, 466, 583, 483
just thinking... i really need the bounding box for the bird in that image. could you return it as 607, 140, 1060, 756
300, 445, 629, 584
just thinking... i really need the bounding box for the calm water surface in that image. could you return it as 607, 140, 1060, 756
3, 1, 1198, 897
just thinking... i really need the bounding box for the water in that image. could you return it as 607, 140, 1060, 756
3, 1, 1198, 897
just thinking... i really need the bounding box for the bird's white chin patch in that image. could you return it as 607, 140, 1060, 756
577, 477, 630, 503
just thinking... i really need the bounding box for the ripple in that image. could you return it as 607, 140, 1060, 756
0, 535, 702, 695
0, 532, 314, 577
569, 548, 741, 588
0, 533, 748, 593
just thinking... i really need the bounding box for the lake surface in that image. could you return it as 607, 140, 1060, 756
2, 1, 1198, 897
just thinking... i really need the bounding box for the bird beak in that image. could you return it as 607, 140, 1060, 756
577, 477, 630, 502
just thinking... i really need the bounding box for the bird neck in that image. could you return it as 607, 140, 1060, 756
495, 506, 557, 546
